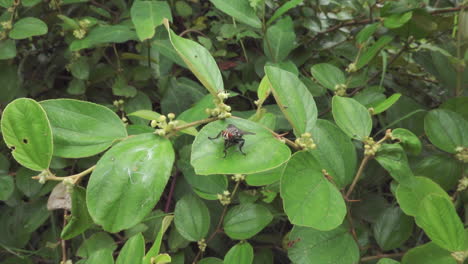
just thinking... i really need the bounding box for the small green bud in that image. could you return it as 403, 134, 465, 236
168, 113, 175, 120
158, 115, 167, 122
150, 120, 158, 128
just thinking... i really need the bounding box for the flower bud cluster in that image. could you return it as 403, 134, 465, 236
231, 174, 245, 182
113, 99, 125, 111
73, 19, 91, 39
1, 21, 12, 30
455, 146, 468, 163
334, 84, 347, 96
451, 250, 468, 263
457, 177, 468, 192
295, 133, 316, 150
363, 137, 380, 156
197, 239, 207, 252
151, 113, 179, 136
49, 0, 63, 11
217, 190, 231, 205
346, 62, 357, 73
37, 170, 49, 184
205, 91, 232, 119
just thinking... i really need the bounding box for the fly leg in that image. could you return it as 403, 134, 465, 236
237, 138, 246, 155
223, 140, 235, 158
208, 131, 222, 140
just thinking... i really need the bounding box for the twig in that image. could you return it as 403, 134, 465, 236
345, 156, 371, 199
173, 117, 218, 132
164, 171, 178, 213
32, 166, 96, 185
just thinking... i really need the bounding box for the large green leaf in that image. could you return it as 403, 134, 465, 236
392, 128, 422, 155
224, 242, 254, 264
174, 193, 210, 241
223, 203, 273, 240
371, 93, 401, 115
396, 177, 450, 217
288, 225, 360, 264
1, 98, 53, 171
424, 109, 468, 153
265, 66, 317, 136
309, 119, 357, 188
281, 151, 346, 230
130, 0, 172, 41
263, 16, 296, 62
373, 207, 414, 251
40, 99, 127, 158
356, 35, 393, 69
61, 187, 93, 240
402, 242, 456, 264
70, 25, 138, 51
311, 63, 346, 91
77, 232, 117, 258
332, 96, 372, 140
415, 194, 465, 252
375, 144, 414, 185
87, 133, 174, 232
245, 163, 285, 186
86, 249, 114, 264
209, 0, 261, 28
9, 17, 48, 39
116, 233, 145, 264
191, 118, 291, 175
164, 21, 223, 96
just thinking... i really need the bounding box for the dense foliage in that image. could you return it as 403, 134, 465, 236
0, 0, 467, 263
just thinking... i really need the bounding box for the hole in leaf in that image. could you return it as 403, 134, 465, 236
10, 146, 15, 150
23, 139, 28, 144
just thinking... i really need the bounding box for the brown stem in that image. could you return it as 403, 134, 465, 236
360, 252, 405, 262
32, 166, 96, 185
164, 172, 178, 213
345, 155, 371, 199
173, 117, 218, 132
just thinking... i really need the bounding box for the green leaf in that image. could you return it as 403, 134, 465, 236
413, 154, 462, 190
191, 118, 291, 175
70, 25, 138, 51
1, 98, 53, 171
116, 233, 145, 264
174, 194, 210, 241
128, 110, 161, 120
0, 63, 20, 105
9, 17, 48, 39
69, 56, 90, 80
332, 96, 372, 140
281, 151, 346, 230
309, 119, 357, 188
161, 77, 206, 115
356, 35, 393, 69
199, 257, 224, 264
267, 0, 303, 25
424, 109, 468, 153
77, 232, 117, 258
40, 99, 127, 158
0, 39, 16, 60
384, 12, 413, 29
224, 241, 254, 264
440, 96, 468, 120
265, 66, 317, 137
144, 215, 173, 264
256, 76, 271, 104
178, 94, 214, 123
209, 0, 261, 28
392, 128, 422, 155
377, 258, 400, 264
61, 187, 94, 240
264, 16, 296, 62
375, 144, 414, 184
223, 203, 273, 240
373, 207, 414, 251
67, 79, 87, 95
245, 163, 285, 186
112, 75, 137, 97
288, 225, 360, 264
396, 177, 450, 217
15, 167, 42, 198
402, 242, 456, 264
415, 194, 465, 252
87, 134, 174, 232
311, 63, 346, 91
164, 20, 224, 96
0, 175, 14, 201
131, 0, 172, 41
86, 249, 114, 264
371, 93, 401, 115
356, 23, 379, 44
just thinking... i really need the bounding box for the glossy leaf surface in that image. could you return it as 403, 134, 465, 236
332, 96, 372, 140
174, 194, 210, 241
223, 203, 273, 240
